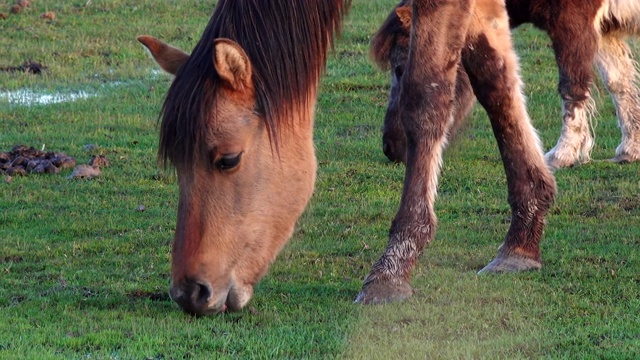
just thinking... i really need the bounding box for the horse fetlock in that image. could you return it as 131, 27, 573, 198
612, 134, 640, 163
545, 131, 593, 169
545, 147, 580, 170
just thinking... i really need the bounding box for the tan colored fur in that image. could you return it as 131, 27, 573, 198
140, 37, 316, 314
137, 35, 189, 75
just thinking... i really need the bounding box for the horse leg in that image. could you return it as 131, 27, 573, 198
382, 64, 476, 164
544, 20, 599, 169
356, 0, 473, 304
460, 1, 556, 273
595, 35, 640, 163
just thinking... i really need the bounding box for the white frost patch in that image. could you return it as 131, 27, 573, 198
0, 89, 96, 106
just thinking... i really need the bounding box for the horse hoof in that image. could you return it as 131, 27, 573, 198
477, 253, 541, 274
544, 153, 576, 170
354, 277, 413, 305
608, 153, 637, 164
544, 147, 591, 170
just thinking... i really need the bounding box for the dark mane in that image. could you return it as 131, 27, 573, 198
370, 0, 409, 71
159, 0, 350, 167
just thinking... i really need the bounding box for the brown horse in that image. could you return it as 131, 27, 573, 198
375, 0, 640, 169
138, 0, 349, 315
355, 0, 556, 304
140, 0, 555, 312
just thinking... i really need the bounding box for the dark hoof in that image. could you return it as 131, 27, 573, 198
354, 278, 413, 305
607, 153, 637, 164
477, 253, 542, 274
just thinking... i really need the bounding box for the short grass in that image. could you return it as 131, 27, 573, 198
1, 1, 639, 359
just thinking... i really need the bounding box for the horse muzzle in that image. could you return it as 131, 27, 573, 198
169, 278, 228, 316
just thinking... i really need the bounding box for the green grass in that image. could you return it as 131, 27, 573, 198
1, 1, 639, 359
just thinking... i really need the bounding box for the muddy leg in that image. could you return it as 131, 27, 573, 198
544, 21, 599, 169
382, 64, 476, 164
356, 0, 473, 305
595, 36, 640, 163
460, 4, 556, 273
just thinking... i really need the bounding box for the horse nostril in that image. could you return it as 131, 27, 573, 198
191, 281, 212, 306
170, 279, 213, 316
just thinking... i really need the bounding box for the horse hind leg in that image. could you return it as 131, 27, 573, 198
461, 1, 556, 273
544, 23, 599, 170
595, 35, 640, 163
545, 92, 596, 170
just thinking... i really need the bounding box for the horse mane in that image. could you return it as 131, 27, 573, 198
370, 0, 409, 71
159, 0, 351, 167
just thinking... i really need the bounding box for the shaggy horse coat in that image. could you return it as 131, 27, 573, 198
375, 0, 640, 169
356, 0, 556, 304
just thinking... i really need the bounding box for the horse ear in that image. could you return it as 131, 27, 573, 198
213, 38, 252, 92
137, 35, 190, 75
395, 6, 412, 31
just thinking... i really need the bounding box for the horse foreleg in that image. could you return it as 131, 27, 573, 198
461, 2, 556, 273
595, 35, 640, 164
356, 0, 473, 304
544, 19, 599, 169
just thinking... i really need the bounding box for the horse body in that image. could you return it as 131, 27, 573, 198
377, 0, 640, 168
141, 0, 556, 313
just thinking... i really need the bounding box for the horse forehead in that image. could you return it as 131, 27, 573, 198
205, 98, 257, 143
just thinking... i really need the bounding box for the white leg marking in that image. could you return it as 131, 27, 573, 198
595, 35, 640, 162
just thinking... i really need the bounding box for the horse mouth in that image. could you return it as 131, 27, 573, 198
196, 303, 229, 316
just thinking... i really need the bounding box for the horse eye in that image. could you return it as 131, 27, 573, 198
394, 65, 404, 79
215, 152, 242, 170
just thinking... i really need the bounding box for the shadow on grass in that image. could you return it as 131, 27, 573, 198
343, 271, 546, 359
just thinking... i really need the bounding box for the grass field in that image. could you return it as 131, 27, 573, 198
1, 0, 639, 359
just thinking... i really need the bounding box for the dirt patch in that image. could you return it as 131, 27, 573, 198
127, 290, 171, 302
1, 255, 23, 263
0, 60, 47, 74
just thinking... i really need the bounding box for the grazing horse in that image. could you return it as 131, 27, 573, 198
375, 0, 640, 169
138, 0, 349, 315
140, 0, 555, 312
